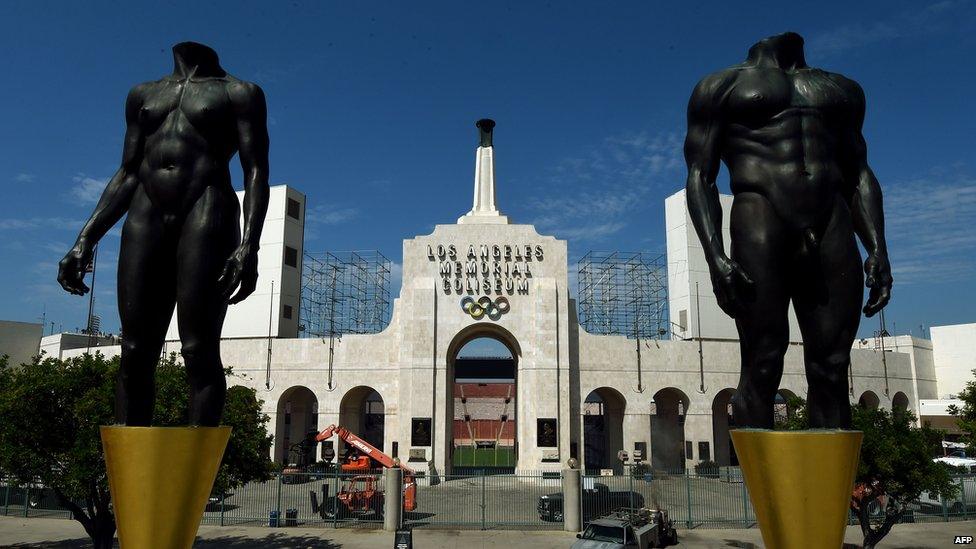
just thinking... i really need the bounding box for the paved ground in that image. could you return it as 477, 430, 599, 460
2, 516, 975, 548
9, 473, 960, 530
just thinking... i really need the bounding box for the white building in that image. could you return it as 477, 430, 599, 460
0, 321, 43, 366
60, 131, 937, 476
931, 324, 976, 399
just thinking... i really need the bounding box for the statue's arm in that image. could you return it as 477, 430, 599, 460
58, 87, 144, 295
684, 72, 732, 268
844, 79, 892, 316
74, 87, 145, 249
219, 81, 270, 304
684, 71, 754, 318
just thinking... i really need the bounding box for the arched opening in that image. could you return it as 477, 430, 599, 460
338, 386, 386, 457
774, 389, 800, 428
583, 387, 626, 474
858, 390, 881, 409
274, 386, 318, 466
449, 333, 517, 474
651, 388, 689, 471
893, 391, 910, 412
712, 388, 738, 466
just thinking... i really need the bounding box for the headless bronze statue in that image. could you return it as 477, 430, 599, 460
684, 32, 892, 429
58, 42, 270, 427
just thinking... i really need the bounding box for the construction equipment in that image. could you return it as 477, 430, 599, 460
309, 424, 417, 519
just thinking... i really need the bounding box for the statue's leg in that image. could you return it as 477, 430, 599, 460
116, 189, 177, 426
728, 192, 792, 429
792, 196, 863, 429
176, 186, 240, 427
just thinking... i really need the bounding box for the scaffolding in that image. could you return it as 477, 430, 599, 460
300, 251, 392, 337
577, 251, 669, 340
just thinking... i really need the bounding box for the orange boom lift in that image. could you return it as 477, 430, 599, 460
313, 424, 417, 515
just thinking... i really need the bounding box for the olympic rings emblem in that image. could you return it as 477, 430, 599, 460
461, 296, 510, 320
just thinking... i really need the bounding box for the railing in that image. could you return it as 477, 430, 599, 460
405, 470, 562, 530
4, 469, 976, 530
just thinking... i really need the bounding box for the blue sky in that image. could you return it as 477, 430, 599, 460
1, 1, 975, 342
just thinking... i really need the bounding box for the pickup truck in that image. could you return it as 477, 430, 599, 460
570, 508, 677, 549
538, 482, 645, 522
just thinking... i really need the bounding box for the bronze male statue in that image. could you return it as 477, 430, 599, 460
57, 42, 270, 427
684, 32, 891, 429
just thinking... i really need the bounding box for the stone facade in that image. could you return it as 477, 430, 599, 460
59, 139, 922, 475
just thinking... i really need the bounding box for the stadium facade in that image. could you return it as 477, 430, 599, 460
47, 136, 962, 476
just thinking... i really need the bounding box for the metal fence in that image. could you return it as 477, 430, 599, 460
5, 469, 976, 531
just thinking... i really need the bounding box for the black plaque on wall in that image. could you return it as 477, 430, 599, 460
411, 418, 432, 447
537, 418, 557, 447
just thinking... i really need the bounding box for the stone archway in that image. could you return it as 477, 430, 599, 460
858, 390, 881, 409
274, 386, 318, 465
712, 388, 737, 466
444, 323, 522, 474
339, 386, 386, 453
583, 387, 626, 473
893, 391, 910, 412
651, 387, 689, 471
774, 388, 800, 427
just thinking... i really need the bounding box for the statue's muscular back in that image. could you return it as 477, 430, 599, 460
696, 36, 865, 233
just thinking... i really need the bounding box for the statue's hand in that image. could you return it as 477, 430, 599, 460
57, 241, 94, 296
217, 244, 259, 305
863, 252, 892, 317
709, 255, 755, 319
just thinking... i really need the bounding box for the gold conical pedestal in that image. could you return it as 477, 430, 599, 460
101, 426, 231, 549
730, 429, 862, 549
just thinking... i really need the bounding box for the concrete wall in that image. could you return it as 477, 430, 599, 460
165, 185, 305, 341
0, 321, 42, 366
932, 323, 976, 398
39, 333, 120, 360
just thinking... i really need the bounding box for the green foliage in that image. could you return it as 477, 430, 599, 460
0, 353, 116, 501
947, 368, 976, 454
0, 353, 117, 546
0, 352, 274, 548
773, 394, 809, 431
694, 460, 719, 477
851, 404, 957, 548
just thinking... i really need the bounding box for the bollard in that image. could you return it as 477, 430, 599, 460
563, 468, 581, 532
385, 467, 403, 532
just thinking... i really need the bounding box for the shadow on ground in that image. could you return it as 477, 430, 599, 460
10, 533, 344, 548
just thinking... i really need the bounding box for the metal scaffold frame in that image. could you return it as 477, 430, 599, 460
577, 251, 669, 340
300, 251, 392, 338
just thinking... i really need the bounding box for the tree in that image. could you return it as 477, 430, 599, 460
947, 368, 976, 454
851, 405, 957, 549
0, 353, 274, 549
776, 397, 956, 549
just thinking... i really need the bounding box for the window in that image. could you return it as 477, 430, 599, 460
679, 309, 688, 331
284, 246, 298, 268
698, 441, 711, 462
282, 304, 293, 319
685, 440, 693, 460
286, 197, 301, 220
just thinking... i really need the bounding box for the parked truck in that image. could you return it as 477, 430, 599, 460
571, 508, 677, 549
538, 482, 645, 522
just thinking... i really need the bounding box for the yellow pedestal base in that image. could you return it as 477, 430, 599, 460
731, 429, 862, 549
101, 426, 231, 549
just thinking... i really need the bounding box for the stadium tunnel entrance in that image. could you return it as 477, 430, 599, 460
446, 327, 519, 475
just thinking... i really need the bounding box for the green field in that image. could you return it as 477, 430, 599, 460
452, 445, 516, 467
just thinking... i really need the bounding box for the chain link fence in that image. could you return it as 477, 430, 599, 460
4, 469, 976, 530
